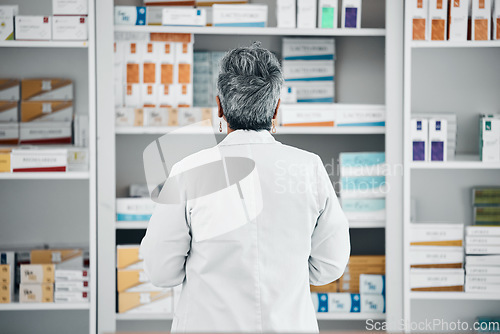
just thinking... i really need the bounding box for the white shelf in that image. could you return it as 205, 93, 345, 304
349, 221, 386, 228
316, 312, 386, 320
0, 172, 90, 180
115, 126, 385, 135
410, 292, 500, 301
115, 25, 386, 37
410, 155, 500, 170
115, 221, 148, 229
116, 313, 173, 320
0, 41, 89, 48
411, 40, 500, 48
0, 303, 90, 311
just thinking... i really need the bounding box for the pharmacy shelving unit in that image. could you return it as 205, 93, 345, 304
96, 1, 404, 333
403, 4, 500, 331
0, 1, 97, 334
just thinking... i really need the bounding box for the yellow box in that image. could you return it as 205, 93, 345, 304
19, 283, 54, 303
117, 245, 142, 270
117, 269, 147, 292
31, 249, 83, 268
0, 283, 11, 303
20, 264, 55, 283
0, 264, 10, 284
118, 290, 172, 314
0, 149, 10, 172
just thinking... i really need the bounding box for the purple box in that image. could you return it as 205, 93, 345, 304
413, 141, 426, 161
345, 8, 358, 28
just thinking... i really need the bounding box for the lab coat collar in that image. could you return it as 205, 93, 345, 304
218, 129, 277, 146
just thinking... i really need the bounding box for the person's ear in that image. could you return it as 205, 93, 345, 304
216, 96, 223, 118
273, 99, 281, 119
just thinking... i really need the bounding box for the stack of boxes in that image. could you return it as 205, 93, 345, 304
193, 51, 225, 108
282, 38, 335, 105
410, 0, 500, 41
117, 245, 179, 314
339, 152, 386, 225
19, 263, 55, 303
311, 255, 385, 314
409, 223, 465, 292
465, 188, 500, 293
480, 114, 500, 162
116, 185, 157, 223
411, 113, 457, 162
0, 252, 15, 303
0, 79, 19, 147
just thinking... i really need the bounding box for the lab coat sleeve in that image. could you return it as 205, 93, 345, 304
309, 155, 351, 286
140, 201, 191, 288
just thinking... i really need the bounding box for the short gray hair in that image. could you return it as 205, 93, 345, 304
217, 42, 283, 131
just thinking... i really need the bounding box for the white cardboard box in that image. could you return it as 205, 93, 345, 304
283, 81, 334, 103
52, 16, 88, 41
428, 0, 448, 41
409, 246, 464, 266
115, 6, 147, 26
409, 0, 429, 40
336, 106, 385, 127
53, 0, 88, 15
55, 280, 89, 292
116, 198, 156, 221
283, 60, 334, 82
0, 102, 18, 122
55, 291, 89, 303
0, 6, 18, 41
410, 223, 464, 244
55, 268, 90, 281
162, 8, 206, 27
19, 122, 72, 145
212, 4, 267, 27
282, 38, 335, 60
411, 118, 428, 161
471, 0, 491, 40
448, 0, 469, 41
318, 0, 339, 29
410, 268, 465, 289
360, 294, 385, 313
297, 0, 317, 28
11, 148, 68, 172
341, 0, 362, 28
277, 0, 296, 28
428, 118, 448, 161
481, 117, 500, 162
15, 16, 52, 41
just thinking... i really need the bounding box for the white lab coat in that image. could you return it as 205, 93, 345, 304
140, 129, 350, 333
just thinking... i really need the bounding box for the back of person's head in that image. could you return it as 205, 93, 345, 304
217, 42, 284, 131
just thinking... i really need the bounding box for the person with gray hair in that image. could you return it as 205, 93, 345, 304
140, 43, 350, 333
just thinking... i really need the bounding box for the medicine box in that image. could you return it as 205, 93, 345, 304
429, 0, 448, 41
21, 101, 73, 122
448, 0, 469, 41
411, 118, 428, 161
283, 60, 334, 82
340, 175, 386, 199
336, 106, 385, 127
341, 198, 386, 222
11, 148, 68, 172
116, 198, 156, 221
428, 119, 447, 161
341, 0, 362, 29
162, 8, 206, 27
19, 122, 72, 145
0, 102, 18, 122
0, 149, 11, 172
20, 283, 54, 303
20, 264, 55, 284
55, 280, 89, 292
339, 152, 386, 176
297, 0, 317, 29
54, 291, 89, 303
21, 79, 73, 101
282, 38, 335, 60
480, 117, 500, 162
53, 0, 88, 16
115, 7, 147, 26
0, 123, 19, 145
0, 79, 20, 101
280, 105, 335, 127
409, 0, 428, 40
52, 16, 88, 41
494, 0, 500, 40
213, 4, 268, 27
15, 16, 52, 41
466, 225, 500, 236
359, 275, 385, 295
0, 6, 18, 41
118, 290, 173, 314
31, 249, 83, 269
328, 293, 361, 313
410, 223, 464, 246
471, 0, 491, 40
277, 0, 296, 28
410, 268, 464, 291
360, 294, 385, 313
409, 246, 464, 267
117, 245, 143, 270
118, 269, 165, 293
55, 268, 89, 281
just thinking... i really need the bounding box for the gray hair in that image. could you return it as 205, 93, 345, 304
216, 42, 284, 131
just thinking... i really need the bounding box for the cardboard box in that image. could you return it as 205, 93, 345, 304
52, 16, 88, 41
411, 118, 428, 161
73, 114, 89, 147
327, 293, 361, 313
471, 0, 491, 40
410, 0, 429, 40
158, 85, 176, 108
410, 223, 464, 246
359, 275, 385, 295
20, 264, 55, 283
429, 119, 447, 161
429, 0, 448, 40
466, 245, 500, 254
142, 84, 158, 107
297, 0, 317, 28
53, 0, 88, 15
341, 198, 386, 222
277, 0, 296, 28
311, 293, 330, 312
116, 198, 156, 221
340, 175, 386, 199
474, 206, 500, 225
448, 0, 470, 41
335, 107, 385, 127
55, 280, 89, 292
21, 101, 73, 122
0, 149, 11, 172
480, 117, 500, 162
466, 226, 500, 236
0, 6, 18, 41
0, 102, 18, 122
341, 0, 362, 28
466, 254, 500, 265
55, 268, 89, 281
178, 107, 212, 126
21, 79, 73, 101
465, 282, 500, 293
360, 294, 385, 313
146, 6, 165, 26
339, 152, 386, 176
31, 249, 83, 269
409, 246, 464, 268
213, 4, 267, 27
466, 265, 500, 275
282, 38, 335, 61
0, 252, 15, 285
280, 105, 335, 127
20, 283, 54, 303
466, 235, 500, 246
15, 16, 52, 41
119, 290, 173, 314
117, 245, 143, 270
0, 79, 20, 101
410, 268, 464, 291
280, 86, 297, 104
0, 283, 11, 303
318, 0, 339, 29
175, 83, 193, 107
494, 0, 500, 40
472, 187, 500, 207
116, 107, 144, 127
19, 122, 72, 145
118, 269, 165, 293
55, 290, 89, 303
144, 107, 169, 126
125, 84, 141, 107
115, 7, 147, 26
162, 8, 206, 27
0, 265, 10, 286
286, 81, 335, 104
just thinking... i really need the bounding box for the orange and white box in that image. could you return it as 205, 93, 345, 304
0, 79, 20, 101
15, 16, 52, 41
141, 84, 158, 107
19, 283, 54, 303
31, 249, 83, 269
158, 85, 176, 108
0, 149, 11, 172
142, 42, 161, 84
281, 105, 335, 127
125, 42, 143, 85
158, 42, 175, 63
175, 84, 193, 108
118, 290, 173, 314
494, 0, 500, 40
471, 0, 492, 40
448, 0, 469, 41
117, 269, 165, 293
429, 0, 448, 40
0, 101, 18, 122
125, 84, 141, 107
116, 107, 144, 127
410, 0, 429, 40
21, 79, 73, 101
21, 101, 73, 122
20, 264, 55, 283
